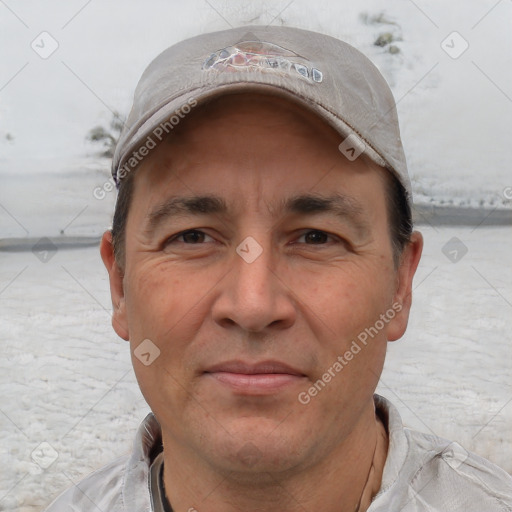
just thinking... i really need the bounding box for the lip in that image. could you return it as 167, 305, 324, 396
203, 360, 306, 395
205, 360, 305, 375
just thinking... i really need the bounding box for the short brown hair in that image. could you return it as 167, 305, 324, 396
111, 167, 135, 271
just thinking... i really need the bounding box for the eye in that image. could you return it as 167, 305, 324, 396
296, 230, 336, 245
165, 229, 214, 245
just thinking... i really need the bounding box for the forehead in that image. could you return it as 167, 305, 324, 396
153, 92, 342, 153
127, 93, 389, 225
134, 93, 383, 181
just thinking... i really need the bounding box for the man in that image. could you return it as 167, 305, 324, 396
45, 25, 512, 511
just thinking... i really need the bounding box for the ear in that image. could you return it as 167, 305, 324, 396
387, 231, 424, 342
100, 230, 129, 341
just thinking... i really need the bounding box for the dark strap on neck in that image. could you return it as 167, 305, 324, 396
149, 452, 174, 512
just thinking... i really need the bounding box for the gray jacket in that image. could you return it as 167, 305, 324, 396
44, 395, 512, 511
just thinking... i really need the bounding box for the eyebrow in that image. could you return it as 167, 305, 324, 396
145, 192, 370, 236
146, 195, 228, 233
277, 193, 370, 236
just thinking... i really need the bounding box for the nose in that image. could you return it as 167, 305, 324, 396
211, 238, 296, 333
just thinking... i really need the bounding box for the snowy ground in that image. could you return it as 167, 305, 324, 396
1, 223, 511, 511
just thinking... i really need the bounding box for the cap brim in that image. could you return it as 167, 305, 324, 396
114, 82, 390, 184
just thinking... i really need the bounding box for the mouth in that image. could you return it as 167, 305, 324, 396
203, 360, 307, 395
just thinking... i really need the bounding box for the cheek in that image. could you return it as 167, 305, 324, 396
124, 261, 199, 337
124, 263, 205, 416
306, 266, 392, 400
303, 263, 395, 342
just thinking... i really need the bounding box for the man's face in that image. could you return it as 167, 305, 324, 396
102, 93, 421, 475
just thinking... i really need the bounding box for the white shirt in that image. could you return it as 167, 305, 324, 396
43, 394, 512, 511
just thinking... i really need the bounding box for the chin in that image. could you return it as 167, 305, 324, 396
200, 418, 310, 476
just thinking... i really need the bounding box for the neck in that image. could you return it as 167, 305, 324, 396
161, 401, 387, 512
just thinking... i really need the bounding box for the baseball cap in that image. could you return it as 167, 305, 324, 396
112, 25, 411, 202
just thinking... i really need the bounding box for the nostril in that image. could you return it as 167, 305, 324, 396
218, 318, 237, 328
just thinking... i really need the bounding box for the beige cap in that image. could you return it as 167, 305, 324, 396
112, 25, 411, 202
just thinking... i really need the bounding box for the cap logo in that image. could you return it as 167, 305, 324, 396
202, 40, 323, 83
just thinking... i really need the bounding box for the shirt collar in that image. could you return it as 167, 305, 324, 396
373, 394, 409, 496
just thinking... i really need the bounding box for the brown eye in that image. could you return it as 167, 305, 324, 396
180, 230, 206, 243
300, 230, 330, 244
165, 229, 213, 246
